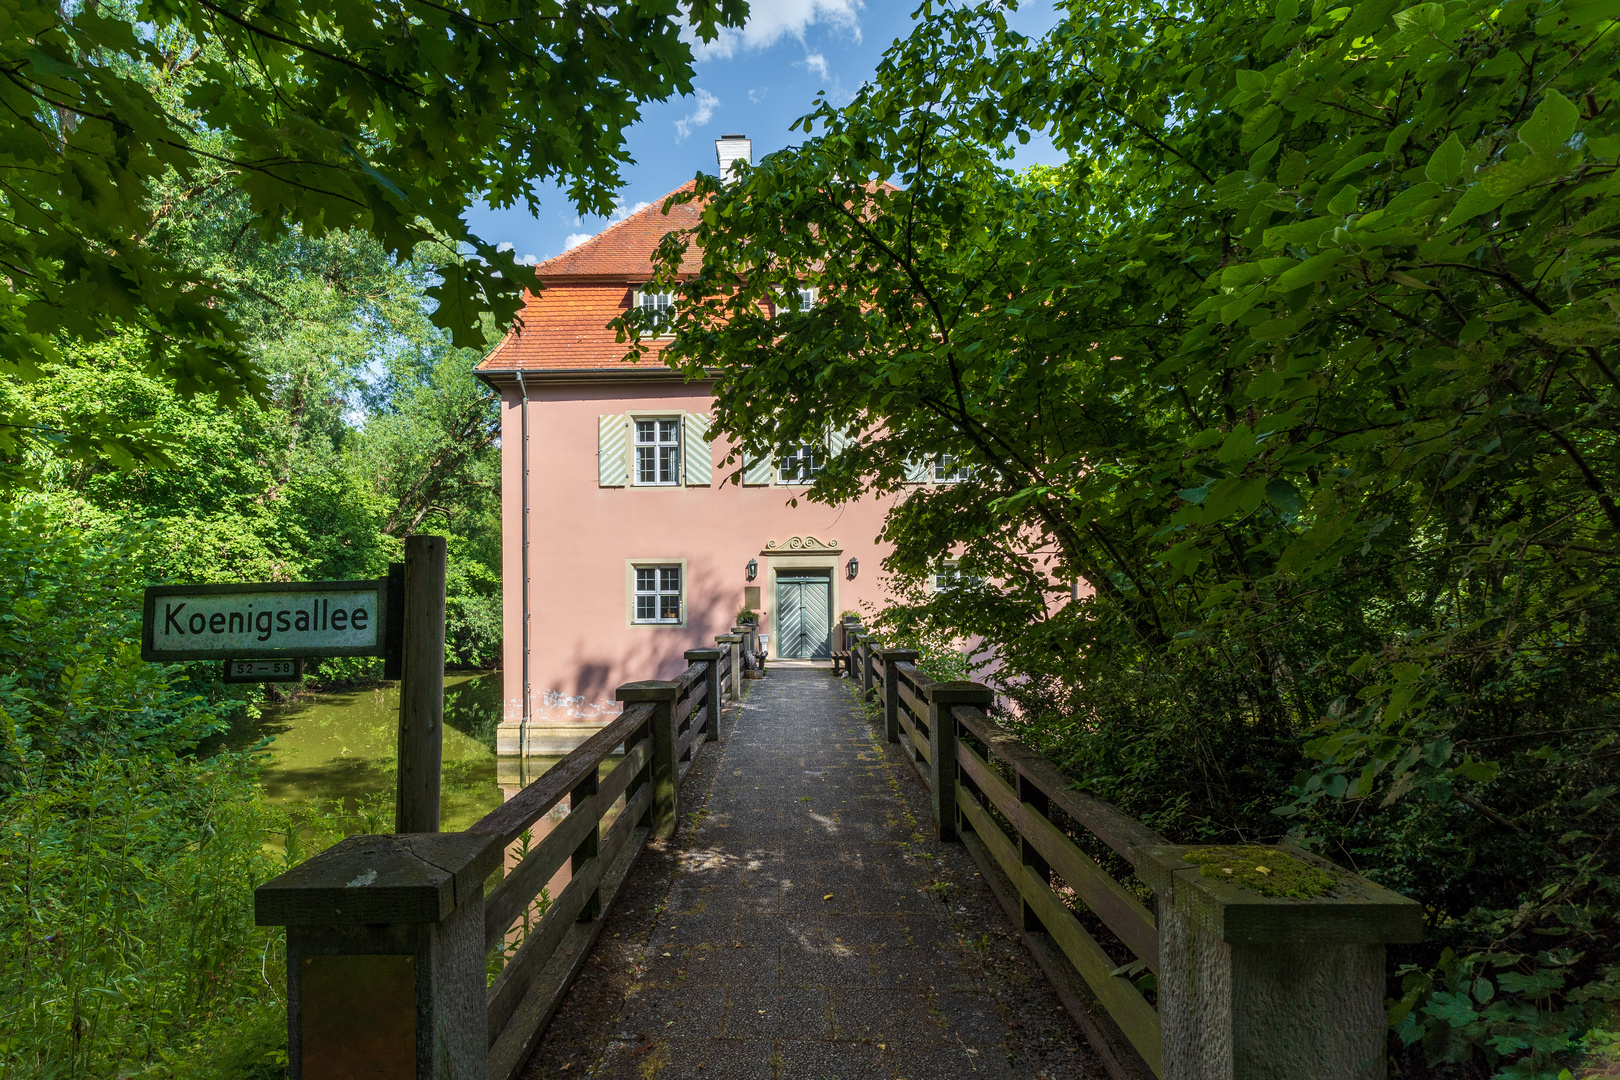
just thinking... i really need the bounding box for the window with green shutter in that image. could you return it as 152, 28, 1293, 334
598, 415, 629, 487
633, 418, 682, 485
742, 454, 773, 486
683, 413, 712, 486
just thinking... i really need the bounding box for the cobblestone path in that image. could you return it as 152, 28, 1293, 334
526, 666, 1105, 1080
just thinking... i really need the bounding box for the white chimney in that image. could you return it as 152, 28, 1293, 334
715, 134, 751, 181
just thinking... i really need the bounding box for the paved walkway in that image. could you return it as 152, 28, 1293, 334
526, 667, 1104, 1080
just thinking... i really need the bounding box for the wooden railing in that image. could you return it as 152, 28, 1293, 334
256, 643, 735, 1080
474, 647, 721, 1077
844, 623, 1423, 1080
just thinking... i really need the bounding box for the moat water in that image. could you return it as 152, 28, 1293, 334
226, 671, 572, 833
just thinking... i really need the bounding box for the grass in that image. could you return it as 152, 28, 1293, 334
0, 750, 388, 1080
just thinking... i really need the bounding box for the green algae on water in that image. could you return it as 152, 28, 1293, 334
1180, 846, 1337, 899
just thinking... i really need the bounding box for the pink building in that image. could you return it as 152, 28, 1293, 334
476, 137, 936, 754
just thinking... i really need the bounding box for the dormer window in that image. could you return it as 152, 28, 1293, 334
635, 290, 675, 336
773, 287, 818, 317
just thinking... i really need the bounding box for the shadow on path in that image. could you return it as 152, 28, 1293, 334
521, 667, 1105, 1080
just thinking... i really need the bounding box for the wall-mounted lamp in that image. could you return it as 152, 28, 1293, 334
846, 556, 859, 580
746, 558, 758, 581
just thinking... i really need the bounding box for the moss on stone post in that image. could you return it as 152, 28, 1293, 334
1140, 844, 1423, 1080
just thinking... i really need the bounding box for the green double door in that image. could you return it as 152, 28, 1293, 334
776, 574, 832, 660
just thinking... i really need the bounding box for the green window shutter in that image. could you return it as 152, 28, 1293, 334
598, 414, 628, 487
904, 457, 931, 483
827, 426, 852, 457
743, 454, 773, 486
683, 413, 713, 486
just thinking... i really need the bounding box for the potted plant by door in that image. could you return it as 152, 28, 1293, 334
838, 610, 862, 654
735, 609, 764, 677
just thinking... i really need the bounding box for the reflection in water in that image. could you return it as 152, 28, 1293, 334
228, 672, 617, 917
229, 671, 569, 833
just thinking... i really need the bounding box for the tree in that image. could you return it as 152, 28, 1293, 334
21, 170, 507, 666
1, 0, 746, 465
647, 0, 1620, 1073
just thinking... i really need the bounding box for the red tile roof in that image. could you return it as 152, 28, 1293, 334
477, 282, 669, 372
477, 183, 702, 374
530, 180, 703, 280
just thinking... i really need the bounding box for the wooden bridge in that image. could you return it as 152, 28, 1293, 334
256, 631, 1422, 1080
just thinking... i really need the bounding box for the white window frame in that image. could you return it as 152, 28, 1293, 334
934, 454, 970, 482
773, 286, 819, 317
778, 442, 824, 484
628, 560, 686, 626
934, 561, 979, 593
634, 289, 676, 337
633, 416, 682, 486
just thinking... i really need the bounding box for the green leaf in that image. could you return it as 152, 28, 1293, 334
1271, 250, 1346, 291
1497, 971, 1564, 999
1424, 134, 1466, 186
1443, 183, 1508, 228
1393, 2, 1445, 34
1455, 760, 1501, 784
1519, 89, 1581, 154
1265, 478, 1304, 513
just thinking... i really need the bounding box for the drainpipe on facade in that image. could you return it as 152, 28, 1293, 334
516, 369, 531, 761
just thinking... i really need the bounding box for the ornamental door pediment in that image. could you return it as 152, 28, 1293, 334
763, 536, 843, 555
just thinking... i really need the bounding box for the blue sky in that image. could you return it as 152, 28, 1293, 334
470, 1, 1068, 267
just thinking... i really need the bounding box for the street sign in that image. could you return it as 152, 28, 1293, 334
142, 579, 388, 661
223, 658, 305, 683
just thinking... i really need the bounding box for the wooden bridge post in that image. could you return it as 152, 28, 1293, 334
1140, 846, 1422, 1080
716, 634, 742, 699
924, 681, 994, 842
686, 648, 723, 742
616, 680, 680, 838
858, 634, 876, 699
879, 649, 918, 745
255, 832, 502, 1080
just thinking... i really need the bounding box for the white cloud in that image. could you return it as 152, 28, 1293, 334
611, 199, 652, 222
801, 52, 829, 79
748, 87, 768, 104
496, 241, 515, 252
674, 89, 720, 140
518, 254, 539, 265
564, 233, 592, 250
695, 0, 862, 60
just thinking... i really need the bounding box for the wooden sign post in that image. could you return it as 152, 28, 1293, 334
142, 539, 449, 835
395, 535, 447, 834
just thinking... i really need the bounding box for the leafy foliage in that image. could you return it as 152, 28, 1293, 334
14, 164, 505, 668
0, 501, 416, 1077
646, 0, 1620, 1073
0, 0, 746, 465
